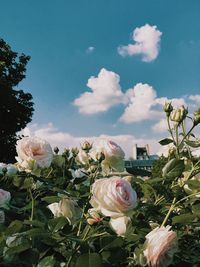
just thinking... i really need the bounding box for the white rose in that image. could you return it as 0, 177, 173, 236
90, 176, 137, 236
0, 189, 11, 207
48, 198, 81, 224
6, 164, 18, 176
16, 137, 53, 171
0, 163, 7, 175
92, 139, 125, 172
144, 226, 178, 267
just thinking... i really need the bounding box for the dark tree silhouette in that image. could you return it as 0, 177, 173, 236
0, 38, 34, 163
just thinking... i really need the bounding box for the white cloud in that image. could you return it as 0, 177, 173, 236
20, 123, 160, 158
118, 24, 162, 62
73, 68, 123, 114
189, 94, 200, 104
86, 46, 95, 54
152, 119, 168, 133
120, 83, 162, 123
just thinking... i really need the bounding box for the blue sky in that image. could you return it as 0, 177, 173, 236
1, 0, 200, 156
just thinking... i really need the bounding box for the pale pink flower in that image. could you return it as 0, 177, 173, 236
144, 226, 178, 267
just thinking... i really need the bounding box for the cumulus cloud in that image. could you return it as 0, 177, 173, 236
118, 24, 162, 62
86, 46, 95, 54
189, 94, 200, 104
152, 119, 168, 133
120, 83, 162, 123
73, 68, 123, 114
20, 123, 161, 158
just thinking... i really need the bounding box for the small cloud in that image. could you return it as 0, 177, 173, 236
118, 24, 162, 62
86, 46, 95, 54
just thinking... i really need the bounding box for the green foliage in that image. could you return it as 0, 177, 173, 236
0, 38, 34, 163
0, 104, 200, 267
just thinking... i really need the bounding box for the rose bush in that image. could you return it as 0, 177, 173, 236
0, 105, 199, 267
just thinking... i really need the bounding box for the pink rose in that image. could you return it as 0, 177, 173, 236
144, 226, 178, 267
92, 139, 125, 172
16, 137, 53, 171
90, 176, 137, 235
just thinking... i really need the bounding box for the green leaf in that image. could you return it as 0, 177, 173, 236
172, 213, 197, 224
100, 236, 123, 250
184, 140, 200, 148
75, 253, 103, 267
41, 196, 61, 203
162, 159, 184, 179
37, 256, 56, 267
48, 216, 68, 232
192, 203, 200, 214
159, 138, 174, 146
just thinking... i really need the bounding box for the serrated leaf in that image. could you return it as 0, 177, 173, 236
159, 138, 174, 146
75, 253, 102, 267
162, 159, 184, 179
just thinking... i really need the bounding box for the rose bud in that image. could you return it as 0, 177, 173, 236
81, 141, 92, 152
163, 102, 173, 117
193, 108, 200, 126
170, 105, 188, 124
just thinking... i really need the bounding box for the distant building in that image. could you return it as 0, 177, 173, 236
125, 144, 158, 176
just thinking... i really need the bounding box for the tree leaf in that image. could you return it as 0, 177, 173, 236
159, 138, 174, 146
162, 159, 184, 179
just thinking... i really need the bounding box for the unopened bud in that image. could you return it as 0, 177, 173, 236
193, 108, 200, 125
54, 146, 59, 154
62, 148, 70, 158
71, 147, 79, 157
81, 141, 92, 152
96, 152, 105, 162
163, 102, 173, 117
170, 105, 188, 124
89, 165, 97, 173
88, 208, 101, 220
87, 218, 97, 225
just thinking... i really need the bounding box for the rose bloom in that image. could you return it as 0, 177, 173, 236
144, 226, 178, 267
0, 189, 11, 207
48, 198, 81, 224
16, 137, 53, 171
90, 176, 137, 235
92, 139, 125, 172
